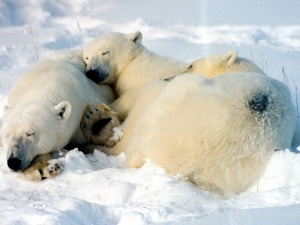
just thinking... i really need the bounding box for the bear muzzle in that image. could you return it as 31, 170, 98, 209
247, 92, 269, 114
6, 142, 31, 171
7, 156, 22, 171
86, 69, 109, 84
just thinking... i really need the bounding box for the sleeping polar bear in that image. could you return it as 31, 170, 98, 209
82, 50, 296, 196
2, 50, 117, 180
82, 31, 189, 121
124, 73, 296, 196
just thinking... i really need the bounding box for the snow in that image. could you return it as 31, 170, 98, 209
0, 0, 300, 224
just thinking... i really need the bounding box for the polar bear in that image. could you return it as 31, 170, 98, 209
2, 50, 116, 180
124, 73, 296, 196
185, 50, 300, 147
82, 51, 295, 196
82, 31, 189, 120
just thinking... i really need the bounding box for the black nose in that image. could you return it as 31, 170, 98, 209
86, 69, 109, 83
248, 93, 269, 114
7, 157, 22, 171
86, 69, 100, 83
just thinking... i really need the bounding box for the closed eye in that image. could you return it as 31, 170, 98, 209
26, 132, 35, 137
102, 50, 110, 56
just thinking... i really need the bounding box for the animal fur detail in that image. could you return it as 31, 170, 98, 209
80, 103, 120, 147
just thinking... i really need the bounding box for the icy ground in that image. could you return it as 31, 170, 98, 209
1, 0, 300, 224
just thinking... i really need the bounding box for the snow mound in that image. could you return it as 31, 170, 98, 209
1, 0, 300, 224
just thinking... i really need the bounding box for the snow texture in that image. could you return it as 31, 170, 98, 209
0, 1, 300, 224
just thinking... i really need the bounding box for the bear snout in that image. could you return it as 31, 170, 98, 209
7, 156, 22, 171
86, 69, 109, 83
247, 93, 269, 114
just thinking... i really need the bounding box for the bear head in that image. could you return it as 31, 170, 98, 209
2, 101, 72, 171
186, 51, 266, 78
83, 31, 143, 84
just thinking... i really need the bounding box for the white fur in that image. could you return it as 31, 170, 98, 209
112, 51, 268, 156
2, 50, 114, 171
125, 73, 296, 196
83, 31, 189, 120
187, 51, 299, 146
108, 51, 296, 196
186, 50, 266, 77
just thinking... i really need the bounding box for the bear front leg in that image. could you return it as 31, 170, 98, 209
81, 103, 121, 148
23, 159, 65, 181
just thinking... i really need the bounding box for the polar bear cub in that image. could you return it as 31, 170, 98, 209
125, 73, 296, 196
2, 50, 116, 180
186, 50, 299, 147
82, 31, 189, 120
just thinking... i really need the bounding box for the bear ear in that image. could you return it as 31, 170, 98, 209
128, 31, 143, 44
54, 101, 72, 120
223, 50, 238, 66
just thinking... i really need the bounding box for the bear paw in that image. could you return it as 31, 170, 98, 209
81, 103, 121, 147
46, 159, 65, 178
104, 126, 124, 147
23, 159, 65, 181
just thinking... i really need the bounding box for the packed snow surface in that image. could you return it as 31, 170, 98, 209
1, 1, 300, 224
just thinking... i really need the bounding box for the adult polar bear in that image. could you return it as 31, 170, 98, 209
2, 50, 115, 180
82, 31, 189, 121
